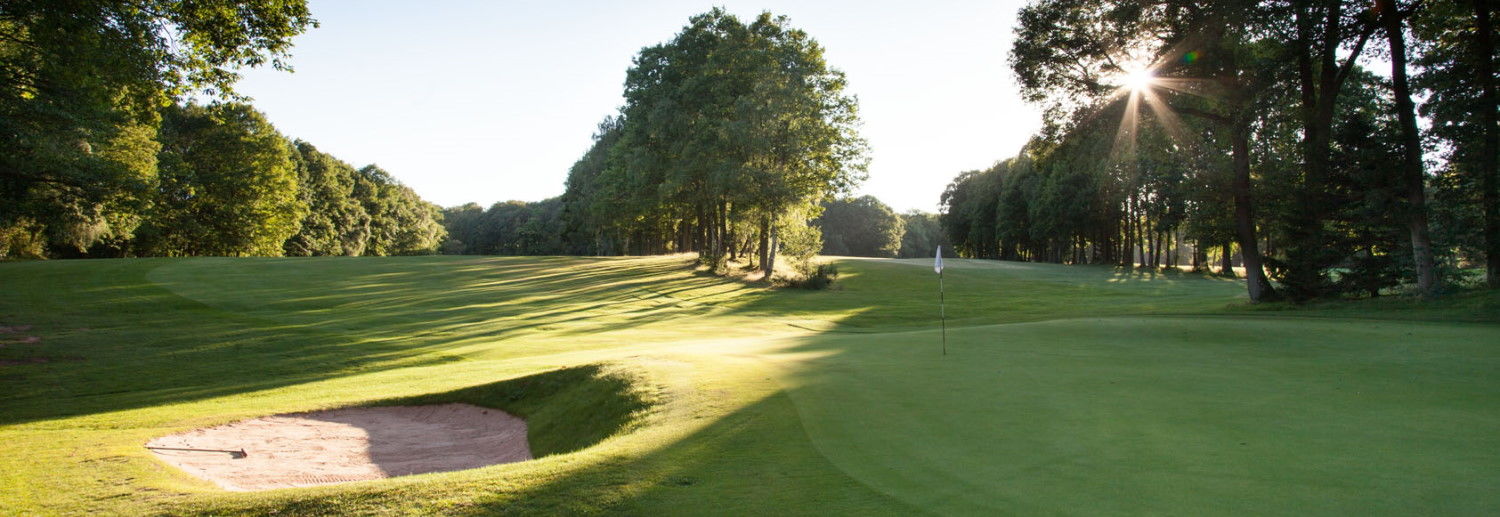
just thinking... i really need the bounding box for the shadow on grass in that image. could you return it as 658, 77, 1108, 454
0, 257, 744, 427
450, 388, 914, 515
371, 363, 653, 458
0, 254, 1267, 428
160, 378, 915, 516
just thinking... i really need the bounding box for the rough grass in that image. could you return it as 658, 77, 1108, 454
0, 255, 1496, 515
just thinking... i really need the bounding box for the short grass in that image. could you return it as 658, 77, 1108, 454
0, 255, 1496, 515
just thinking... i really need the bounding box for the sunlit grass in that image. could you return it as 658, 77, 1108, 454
1, 255, 1496, 514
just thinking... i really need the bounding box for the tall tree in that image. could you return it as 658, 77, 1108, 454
352, 165, 445, 256
283, 141, 372, 256
1414, 0, 1499, 288
136, 103, 304, 256
897, 210, 947, 259
1375, 0, 1440, 296
565, 9, 866, 275
1477, 0, 1500, 288
1278, 0, 1379, 300
813, 196, 904, 257
0, 0, 314, 256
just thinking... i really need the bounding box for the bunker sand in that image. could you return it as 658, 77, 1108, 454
146, 403, 530, 491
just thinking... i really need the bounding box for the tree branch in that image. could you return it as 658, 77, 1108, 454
1334, 14, 1379, 88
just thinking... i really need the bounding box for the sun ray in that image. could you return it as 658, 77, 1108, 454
1150, 77, 1218, 100
1112, 87, 1142, 160
1138, 85, 1189, 144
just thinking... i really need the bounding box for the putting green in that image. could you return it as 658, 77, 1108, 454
0, 255, 1495, 514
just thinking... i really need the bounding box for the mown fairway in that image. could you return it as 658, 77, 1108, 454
1, 256, 1497, 515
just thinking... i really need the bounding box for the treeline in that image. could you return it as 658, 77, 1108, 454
812, 196, 946, 258
1, 2, 444, 259
440, 199, 564, 256
439, 193, 947, 261
4, 100, 445, 259
940, 0, 1497, 302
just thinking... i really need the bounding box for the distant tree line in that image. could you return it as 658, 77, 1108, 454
439, 199, 564, 256
939, 0, 1497, 302
0, 1, 445, 259
809, 196, 947, 258
437, 194, 946, 260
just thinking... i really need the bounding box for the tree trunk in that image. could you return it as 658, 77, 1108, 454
749, 226, 760, 269
718, 201, 730, 260
1154, 231, 1163, 268
720, 200, 732, 259
1133, 195, 1145, 267
1476, 0, 1500, 288
763, 225, 779, 278
1147, 225, 1157, 268
1221, 242, 1234, 275
1231, 122, 1277, 302
1284, 2, 1374, 299
1381, 0, 1440, 297
1164, 230, 1176, 268
1163, 231, 1170, 268
757, 215, 770, 274
1168, 231, 1176, 269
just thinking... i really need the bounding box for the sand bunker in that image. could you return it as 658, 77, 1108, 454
146, 403, 531, 491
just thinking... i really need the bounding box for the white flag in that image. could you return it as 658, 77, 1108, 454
934, 246, 944, 274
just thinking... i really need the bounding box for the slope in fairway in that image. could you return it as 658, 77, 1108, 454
0, 255, 1496, 515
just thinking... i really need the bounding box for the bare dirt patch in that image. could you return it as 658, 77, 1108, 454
146, 403, 531, 491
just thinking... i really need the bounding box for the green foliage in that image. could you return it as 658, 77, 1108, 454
1413, 0, 1500, 286
135, 103, 304, 257
560, 9, 866, 270
441, 199, 566, 255
439, 203, 487, 254
0, 0, 314, 255
794, 263, 840, 290
813, 196, 903, 258
774, 211, 824, 278
0, 1, 448, 260
0, 218, 46, 259
283, 141, 373, 256
896, 210, 946, 259
990, 0, 1490, 300
353, 165, 446, 256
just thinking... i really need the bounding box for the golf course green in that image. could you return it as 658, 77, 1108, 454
1, 256, 1497, 515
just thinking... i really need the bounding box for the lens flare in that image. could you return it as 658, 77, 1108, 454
1125, 68, 1154, 92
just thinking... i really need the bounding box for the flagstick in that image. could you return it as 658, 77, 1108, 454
939, 268, 947, 356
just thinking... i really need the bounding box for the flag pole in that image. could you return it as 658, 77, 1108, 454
935, 246, 947, 356
939, 267, 947, 356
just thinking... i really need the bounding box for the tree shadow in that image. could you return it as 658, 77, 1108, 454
0, 254, 1254, 428
0, 257, 753, 427
162, 380, 919, 515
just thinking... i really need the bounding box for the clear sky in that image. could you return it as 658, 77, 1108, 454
235, 0, 1040, 213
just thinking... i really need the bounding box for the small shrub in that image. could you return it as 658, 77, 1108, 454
778, 262, 838, 290
0, 219, 47, 260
